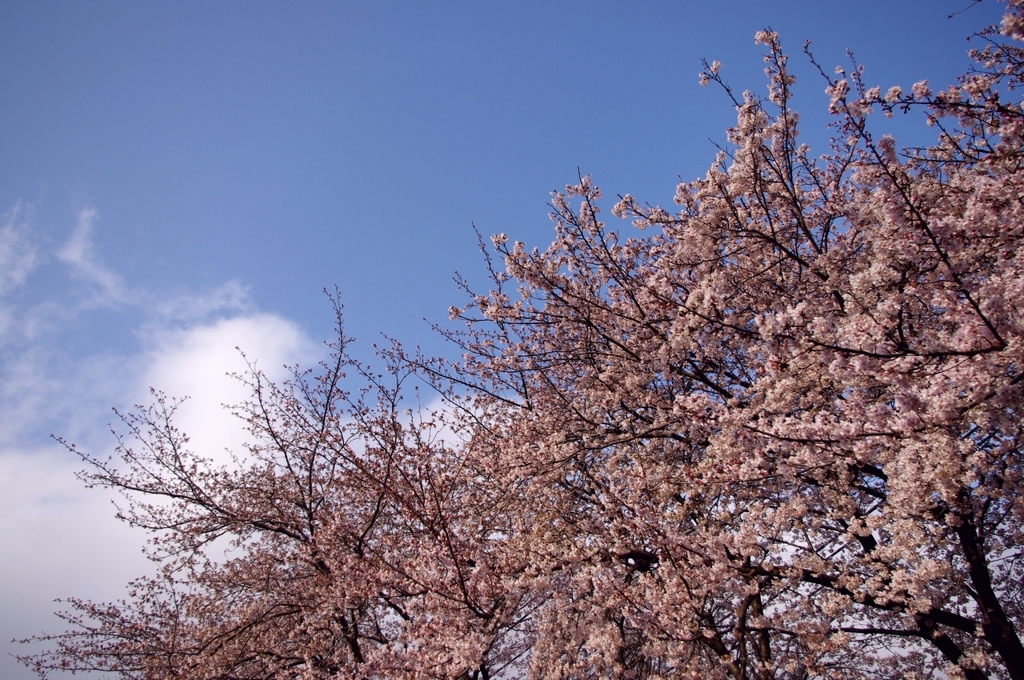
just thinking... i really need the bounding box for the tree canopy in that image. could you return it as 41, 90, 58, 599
21, 3, 1024, 679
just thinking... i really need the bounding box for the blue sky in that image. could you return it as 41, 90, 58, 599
0, 1, 1007, 677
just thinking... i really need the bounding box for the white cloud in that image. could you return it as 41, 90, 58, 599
139, 313, 319, 465
0, 445, 151, 668
0, 203, 323, 678
0, 312, 319, 679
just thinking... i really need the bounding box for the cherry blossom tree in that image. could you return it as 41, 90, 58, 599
21, 305, 538, 679
427, 4, 1024, 677
22, 3, 1024, 679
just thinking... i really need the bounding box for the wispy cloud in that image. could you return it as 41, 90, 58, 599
0, 204, 38, 295
0, 204, 40, 340
150, 279, 250, 322
56, 207, 134, 307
